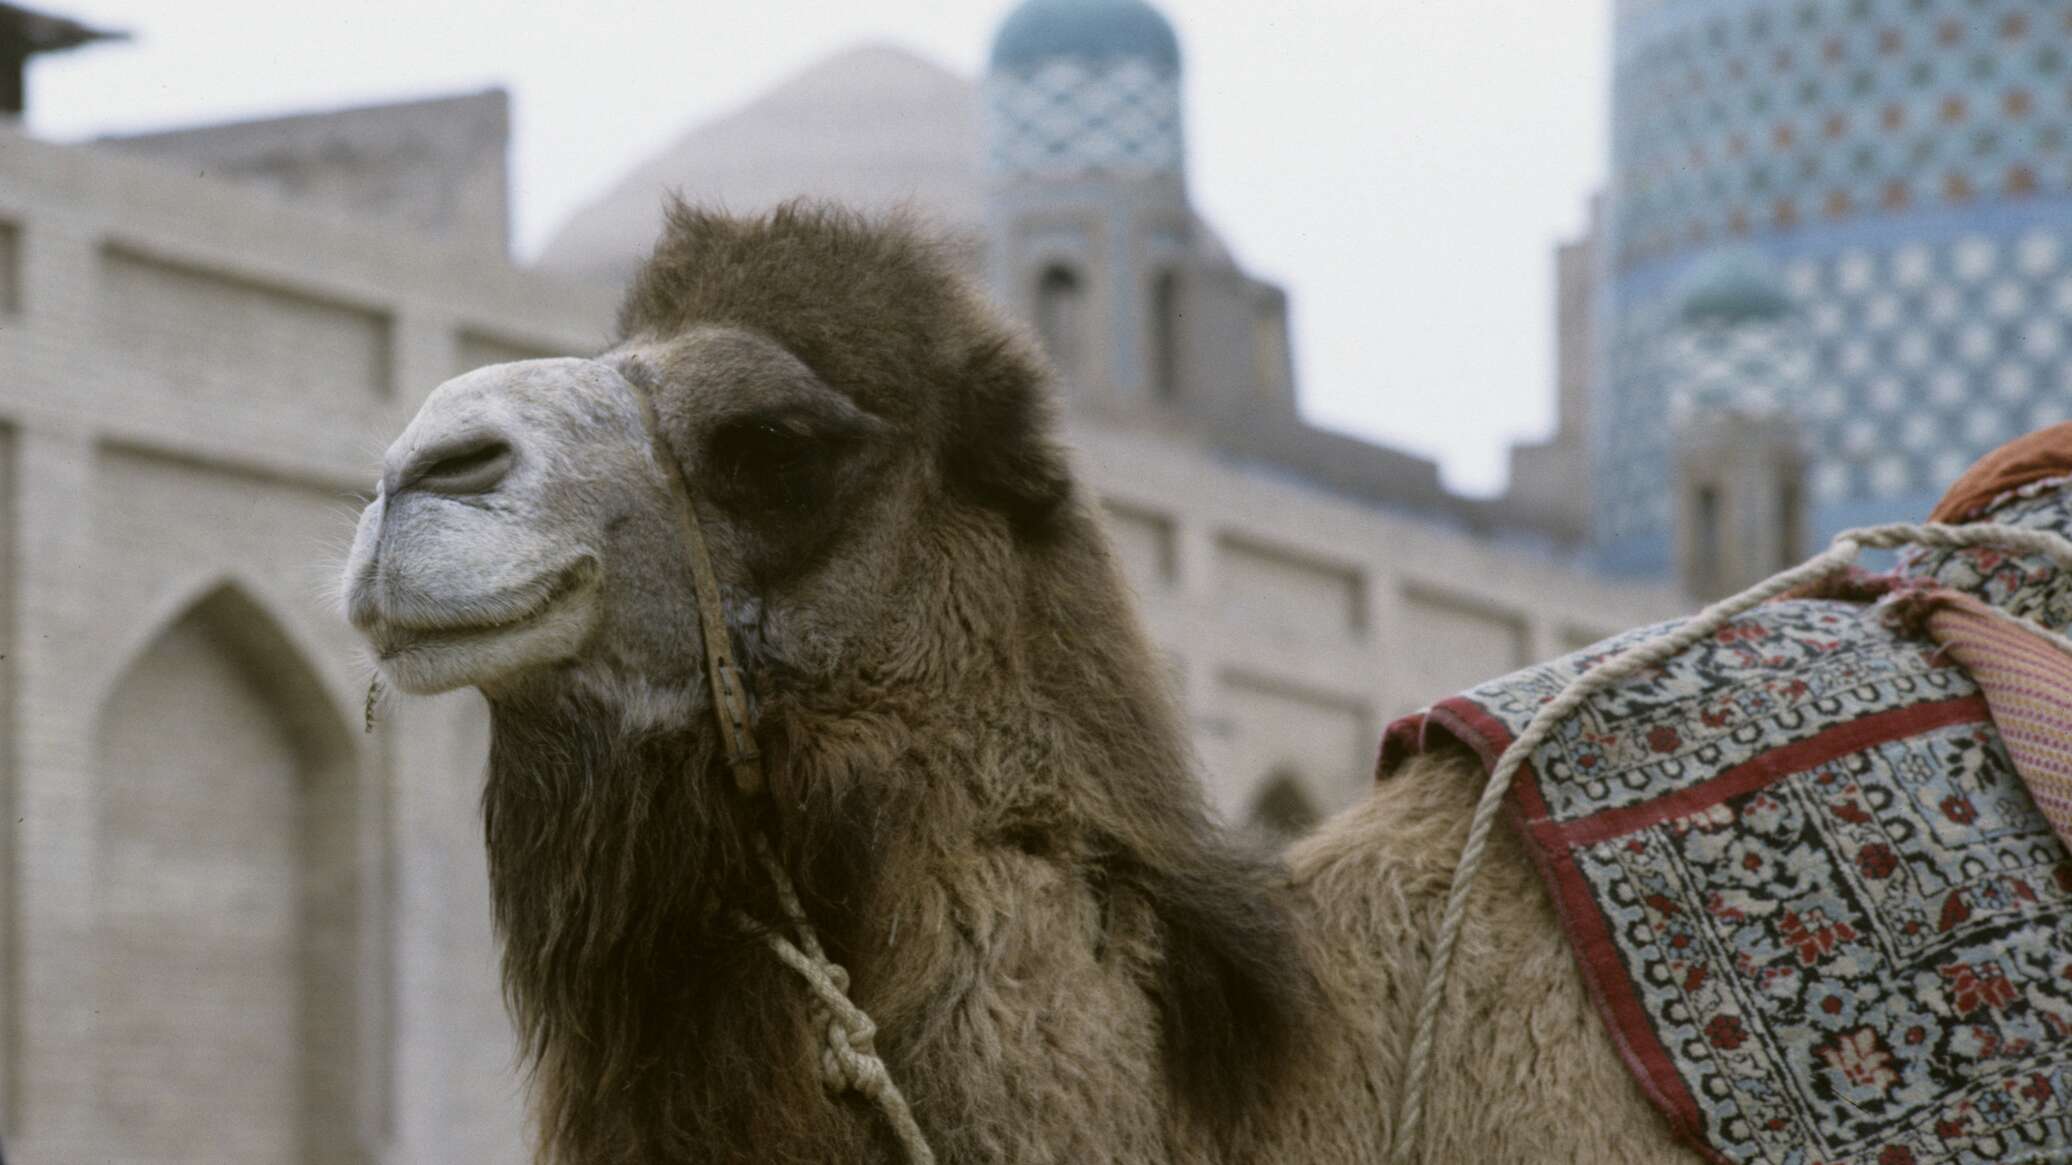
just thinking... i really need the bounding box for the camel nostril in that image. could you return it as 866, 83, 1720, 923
403, 435, 515, 497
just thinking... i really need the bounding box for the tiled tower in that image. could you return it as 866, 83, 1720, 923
1659, 250, 1813, 596
1597, 0, 2072, 573
981, 0, 1191, 412
984, 0, 1183, 184
1658, 248, 1811, 429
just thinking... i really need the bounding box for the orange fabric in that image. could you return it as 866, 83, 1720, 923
1929, 423, 2072, 524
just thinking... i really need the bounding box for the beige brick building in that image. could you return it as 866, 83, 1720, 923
0, 111, 615, 1162
0, 5, 1680, 1160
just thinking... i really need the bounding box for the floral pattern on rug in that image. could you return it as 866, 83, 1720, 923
1571, 719, 2072, 1163
1381, 494, 2072, 1165
1901, 483, 2072, 634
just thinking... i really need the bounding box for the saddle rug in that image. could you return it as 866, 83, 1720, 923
1381, 474, 2072, 1165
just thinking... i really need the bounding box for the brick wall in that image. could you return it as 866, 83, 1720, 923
0, 124, 612, 1164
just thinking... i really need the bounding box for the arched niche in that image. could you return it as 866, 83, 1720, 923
90, 581, 368, 1164
1034, 262, 1088, 383
1248, 768, 1320, 848
1149, 267, 1181, 400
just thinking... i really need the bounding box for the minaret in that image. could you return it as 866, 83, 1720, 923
1661, 249, 1812, 599
982, 0, 1190, 414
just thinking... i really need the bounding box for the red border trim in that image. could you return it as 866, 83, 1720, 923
1379, 691, 1994, 1162
1378, 697, 1515, 780
1515, 778, 1721, 1158
1546, 695, 1988, 847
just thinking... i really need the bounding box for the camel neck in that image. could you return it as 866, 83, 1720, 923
473, 520, 1315, 1162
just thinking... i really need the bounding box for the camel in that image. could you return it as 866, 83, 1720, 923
341, 203, 1696, 1163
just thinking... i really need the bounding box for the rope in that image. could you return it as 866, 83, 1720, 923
614, 357, 933, 1163
740, 833, 937, 1164
1388, 521, 2072, 1164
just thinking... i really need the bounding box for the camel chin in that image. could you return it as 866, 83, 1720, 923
368, 561, 602, 694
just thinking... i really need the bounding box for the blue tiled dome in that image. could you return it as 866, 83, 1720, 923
989, 0, 1180, 72
1674, 248, 1791, 326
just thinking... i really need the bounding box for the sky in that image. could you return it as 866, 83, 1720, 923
27, 0, 1609, 497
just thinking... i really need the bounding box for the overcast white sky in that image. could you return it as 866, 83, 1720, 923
27, 0, 1608, 497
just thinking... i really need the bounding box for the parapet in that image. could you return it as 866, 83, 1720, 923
97, 88, 511, 257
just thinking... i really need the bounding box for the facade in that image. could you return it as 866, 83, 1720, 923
1597, 0, 2072, 576
0, 0, 1679, 1159
99, 89, 514, 258
975, 0, 1467, 520
0, 119, 611, 1163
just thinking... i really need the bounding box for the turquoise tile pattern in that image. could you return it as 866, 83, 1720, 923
1598, 0, 2072, 573
984, 55, 1184, 182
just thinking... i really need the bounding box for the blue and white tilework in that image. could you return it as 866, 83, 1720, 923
1597, 0, 2072, 574
984, 56, 1184, 182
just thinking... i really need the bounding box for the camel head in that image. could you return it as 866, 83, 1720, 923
343, 203, 1068, 708
339, 203, 1311, 1163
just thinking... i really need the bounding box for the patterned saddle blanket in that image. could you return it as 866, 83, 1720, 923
1380, 477, 2072, 1165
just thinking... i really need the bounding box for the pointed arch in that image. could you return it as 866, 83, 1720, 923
1149, 266, 1181, 400
1034, 262, 1088, 382
98, 575, 359, 745
90, 580, 367, 1163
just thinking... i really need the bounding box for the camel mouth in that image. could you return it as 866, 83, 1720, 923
370, 559, 600, 667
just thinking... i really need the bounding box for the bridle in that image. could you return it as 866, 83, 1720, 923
362, 357, 935, 1159
616, 359, 938, 1164
621, 359, 766, 798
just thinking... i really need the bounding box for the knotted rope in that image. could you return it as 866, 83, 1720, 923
619, 359, 936, 1164
739, 833, 937, 1164
1389, 521, 2072, 1164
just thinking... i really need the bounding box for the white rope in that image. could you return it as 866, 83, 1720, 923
1388, 521, 2072, 1164
740, 833, 937, 1165
619, 355, 935, 1160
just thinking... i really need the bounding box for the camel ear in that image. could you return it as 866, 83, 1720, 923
944, 338, 1072, 531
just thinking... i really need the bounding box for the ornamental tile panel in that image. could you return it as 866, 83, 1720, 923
1597, 217, 2072, 553
984, 57, 1183, 181
1598, 5, 2072, 567
1609, 0, 2072, 271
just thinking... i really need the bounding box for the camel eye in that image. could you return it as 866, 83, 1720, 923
706, 416, 832, 514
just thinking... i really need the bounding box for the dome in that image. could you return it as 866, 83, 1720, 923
1674, 248, 1792, 326
989, 0, 1180, 72
536, 45, 980, 287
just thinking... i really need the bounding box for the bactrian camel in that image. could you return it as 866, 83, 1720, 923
342, 203, 1698, 1162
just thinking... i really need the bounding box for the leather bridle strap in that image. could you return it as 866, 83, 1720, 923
620, 361, 765, 796
612, 359, 935, 1164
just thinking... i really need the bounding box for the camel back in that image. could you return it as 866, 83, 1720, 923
1382, 476, 2072, 1165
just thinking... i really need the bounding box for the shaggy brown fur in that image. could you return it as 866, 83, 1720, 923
471, 203, 1696, 1163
